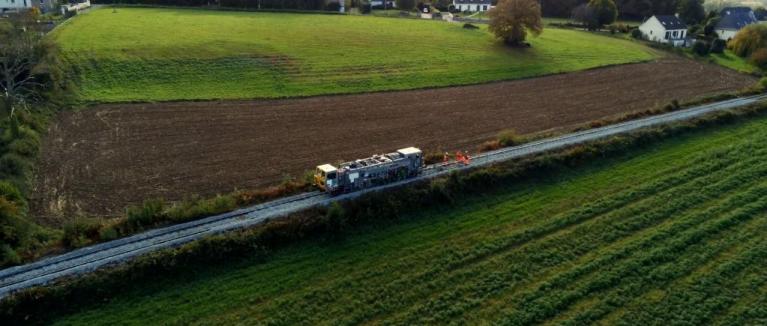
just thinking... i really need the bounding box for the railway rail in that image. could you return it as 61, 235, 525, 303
1, 94, 765, 299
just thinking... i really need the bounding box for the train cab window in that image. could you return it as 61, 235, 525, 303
327, 172, 337, 179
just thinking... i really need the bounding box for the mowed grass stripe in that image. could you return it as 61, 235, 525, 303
52, 7, 656, 102
715, 281, 767, 325
51, 118, 767, 325
610, 233, 767, 325
498, 182, 767, 325
387, 154, 767, 324
560, 212, 767, 325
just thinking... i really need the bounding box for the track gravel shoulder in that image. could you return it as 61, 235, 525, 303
31, 58, 756, 223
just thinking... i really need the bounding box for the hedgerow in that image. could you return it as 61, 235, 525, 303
3, 102, 767, 324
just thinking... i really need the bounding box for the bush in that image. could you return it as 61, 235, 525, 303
631, 28, 642, 39
0, 181, 25, 207
0, 153, 31, 178
98, 226, 119, 242
692, 41, 710, 56
479, 140, 502, 152
423, 151, 445, 165
125, 199, 166, 232
0, 244, 21, 266
497, 129, 523, 147
62, 218, 103, 248
750, 48, 767, 70
360, 2, 371, 13
729, 24, 767, 57
710, 39, 726, 54
8, 138, 39, 158
463, 23, 479, 29
325, 1, 341, 11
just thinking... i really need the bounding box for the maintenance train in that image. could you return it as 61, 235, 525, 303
315, 147, 424, 194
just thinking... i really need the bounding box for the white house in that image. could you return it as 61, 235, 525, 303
453, 0, 491, 12
715, 7, 758, 41
638, 15, 688, 47
1, 0, 57, 13
1, 0, 33, 12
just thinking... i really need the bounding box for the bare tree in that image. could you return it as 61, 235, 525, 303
0, 15, 63, 130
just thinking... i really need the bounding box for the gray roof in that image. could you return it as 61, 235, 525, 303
717, 7, 757, 30
655, 15, 687, 30
454, 0, 491, 4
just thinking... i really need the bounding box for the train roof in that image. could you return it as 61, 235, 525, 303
317, 164, 337, 173
397, 147, 422, 155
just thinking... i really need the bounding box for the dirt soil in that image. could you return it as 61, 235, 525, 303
31, 58, 756, 224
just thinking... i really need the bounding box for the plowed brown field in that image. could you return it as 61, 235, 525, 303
32, 58, 756, 223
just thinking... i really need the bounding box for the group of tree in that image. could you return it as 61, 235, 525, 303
541, 0, 684, 20
571, 0, 618, 30
1, 12, 69, 266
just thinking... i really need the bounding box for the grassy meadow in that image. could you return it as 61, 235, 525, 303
52, 114, 767, 324
51, 7, 656, 102
710, 50, 760, 74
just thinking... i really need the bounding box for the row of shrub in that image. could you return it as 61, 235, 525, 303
94, 0, 339, 11
4, 101, 767, 324
0, 109, 59, 267
61, 179, 313, 249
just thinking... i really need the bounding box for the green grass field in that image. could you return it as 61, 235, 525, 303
710, 50, 760, 74
51, 7, 656, 102
52, 115, 767, 324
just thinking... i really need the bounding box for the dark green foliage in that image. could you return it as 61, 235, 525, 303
704, 17, 720, 37
631, 28, 642, 39
96, 0, 328, 10
396, 0, 415, 10
62, 219, 103, 248
125, 199, 166, 233
588, 0, 617, 27
710, 39, 726, 54
676, 0, 704, 25
692, 41, 710, 56
0, 154, 32, 179
756, 7, 767, 20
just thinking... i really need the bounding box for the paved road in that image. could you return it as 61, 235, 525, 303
0, 94, 765, 299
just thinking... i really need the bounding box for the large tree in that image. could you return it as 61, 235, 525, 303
488, 0, 543, 46
395, 0, 415, 10
677, 0, 705, 25
588, 0, 618, 26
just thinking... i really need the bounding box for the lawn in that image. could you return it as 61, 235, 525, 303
51, 7, 656, 102
710, 50, 760, 74
52, 115, 767, 324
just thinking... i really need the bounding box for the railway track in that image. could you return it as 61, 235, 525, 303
1, 94, 765, 299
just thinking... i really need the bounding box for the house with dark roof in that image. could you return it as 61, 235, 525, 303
638, 15, 689, 47
716, 7, 758, 41
453, 0, 491, 12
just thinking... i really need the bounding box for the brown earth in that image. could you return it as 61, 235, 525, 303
31, 58, 756, 224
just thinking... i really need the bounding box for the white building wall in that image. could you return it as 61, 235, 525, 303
639, 17, 667, 43
639, 16, 687, 46
1, 0, 33, 10
718, 29, 738, 41
454, 2, 489, 12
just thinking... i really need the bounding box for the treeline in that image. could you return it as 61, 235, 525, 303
0, 13, 73, 266
93, 0, 333, 11
541, 0, 682, 19
4, 97, 767, 324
